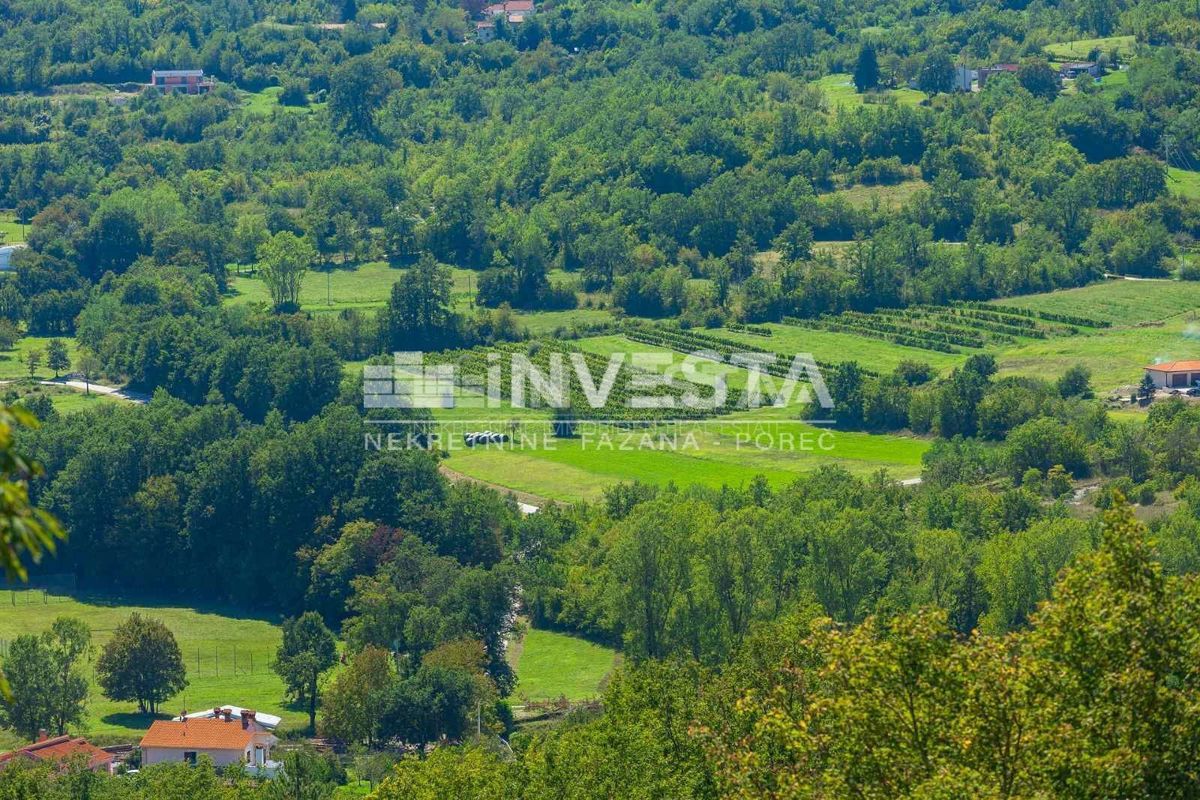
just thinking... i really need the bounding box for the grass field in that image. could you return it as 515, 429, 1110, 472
1045, 35, 1136, 60
444, 412, 928, 502
721, 323, 967, 375
241, 86, 324, 116
832, 178, 927, 209
4, 382, 127, 414
0, 592, 300, 744
508, 628, 618, 702
1168, 167, 1200, 201
0, 337, 84, 381
814, 74, 926, 111
226, 261, 485, 311
993, 280, 1200, 325
0, 212, 26, 244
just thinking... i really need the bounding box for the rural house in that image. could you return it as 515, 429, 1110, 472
176, 706, 281, 732
0, 734, 114, 774
140, 712, 277, 770
1144, 360, 1200, 389
149, 69, 214, 95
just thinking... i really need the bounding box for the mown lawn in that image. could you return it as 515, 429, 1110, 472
508, 629, 618, 702
444, 414, 928, 502
0, 337, 83, 381
0, 592, 302, 744
815, 74, 926, 111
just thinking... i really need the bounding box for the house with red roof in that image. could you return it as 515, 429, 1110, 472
1144, 360, 1200, 390
140, 712, 277, 770
0, 734, 114, 774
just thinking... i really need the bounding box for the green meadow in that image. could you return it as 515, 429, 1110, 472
0, 212, 26, 244
1168, 167, 1200, 201
0, 336, 84, 381
0, 592, 300, 744
832, 178, 928, 210
1044, 35, 1136, 60
508, 629, 618, 702
814, 74, 926, 111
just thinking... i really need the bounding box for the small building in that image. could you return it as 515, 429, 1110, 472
952, 65, 976, 92
476, 20, 496, 41
483, 0, 534, 23
149, 69, 214, 95
0, 734, 114, 774
1058, 61, 1099, 81
1144, 360, 1200, 389
140, 713, 277, 770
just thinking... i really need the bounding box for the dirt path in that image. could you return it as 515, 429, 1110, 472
437, 463, 552, 513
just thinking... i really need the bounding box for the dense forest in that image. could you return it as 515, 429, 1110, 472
2, 0, 1200, 796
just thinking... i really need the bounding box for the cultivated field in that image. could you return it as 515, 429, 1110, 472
1044, 35, 1137, 60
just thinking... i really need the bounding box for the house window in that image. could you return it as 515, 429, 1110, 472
184, 751, 197, 765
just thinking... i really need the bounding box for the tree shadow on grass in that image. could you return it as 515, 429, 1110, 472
99, 711, 171, 732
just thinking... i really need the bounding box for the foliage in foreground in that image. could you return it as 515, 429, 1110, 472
371, 500, 1200, 799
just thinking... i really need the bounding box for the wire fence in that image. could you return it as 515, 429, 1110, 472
0, 639, 273, 679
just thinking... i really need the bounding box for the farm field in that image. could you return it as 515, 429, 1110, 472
992, 280, 1200, 325
241, 86, 324, 116
508, 628, 618, 702
443, 412, 927, 502
814, 74, 926, 110
225, 261, 484, 311
1044, 35, 1136, 60
721, 322, 967, 375
0, 592, 300, 744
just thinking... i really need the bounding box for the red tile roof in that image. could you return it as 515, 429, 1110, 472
140, 719, 253, 751
1146, 360, 1200, 372
0, 736, 113, 771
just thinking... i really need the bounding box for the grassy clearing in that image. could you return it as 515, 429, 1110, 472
992, 280, 1200, 325
0, 592, 301, 744
508, 628, 618, 702
832, 178, 927, 209
1044, 35, 1136, 60
225, 261, 485, 311
0, 212, 26, 244
814, 74, 926, 111
241, 86, 324, 116
2, 382, 127, 415
0, 337, 83, 381
1096, 68, 1129, 100
1168, 167, 1200, 201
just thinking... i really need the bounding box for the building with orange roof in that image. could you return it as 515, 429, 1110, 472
1144, 360, 1200, 389
0, 734, 114, 774
140, 712, 277, 769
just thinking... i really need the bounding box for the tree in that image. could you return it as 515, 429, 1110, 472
96, 613, 186, 714
43, 617, 91, 735
45, 339, 69, 377
76, 351, 101, 395
328, 57, 397, 137
1057, 364, 1093, 398
273, 612, 338, 732
853, 43, 880, 93
24, 347, 41, 379
918, 50, 954, 94
0, 635, 53, 739
321, 647, 397, 746
774, 220, 814, 262
257, 232, 316, 311
1018, 60, 1062, 100
0, 405, 64, 583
